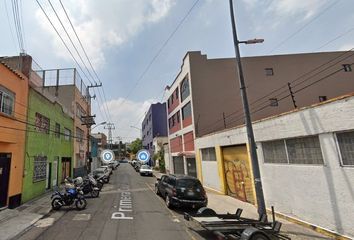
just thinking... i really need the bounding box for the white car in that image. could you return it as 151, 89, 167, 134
139, 165, 153, 176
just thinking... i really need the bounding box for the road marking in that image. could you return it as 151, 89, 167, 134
101, 187, 149, 195
73, 214, 91, 221
34, 218, 55, 228
111, 185, 133, 220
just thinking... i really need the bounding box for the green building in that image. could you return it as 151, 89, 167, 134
22, 87, 74, 203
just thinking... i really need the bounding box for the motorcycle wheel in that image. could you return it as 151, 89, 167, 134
75, 198, 87, 210
103, 177, 109, 184
51, 198, 62, 210
97, 182, 103, 190
91, 189, 100, 198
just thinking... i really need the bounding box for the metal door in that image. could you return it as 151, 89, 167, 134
52, 158, 58, 187
46, 162, 52, 190
186, 158, 197, 177
173, 156, 184, 174
0, 153, 11, 208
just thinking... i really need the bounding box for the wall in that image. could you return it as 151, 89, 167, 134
22, 88, 74, 203
195, 95, 354, 238
0, 63, 28, 207
152, 103, 168, 137
189, 51, 354, 137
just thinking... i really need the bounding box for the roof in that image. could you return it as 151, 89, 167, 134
0, 61, 26, 80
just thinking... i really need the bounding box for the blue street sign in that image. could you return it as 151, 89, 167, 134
137, 149, 150, 163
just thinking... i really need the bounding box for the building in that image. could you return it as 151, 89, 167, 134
0, 61, 29, 208
36, 68, 92, 177
194, 94, 354, 239
91, 132, 107, 165
21, 87, 74, 203
164, 51, 354, 177
141, 103, 168, 155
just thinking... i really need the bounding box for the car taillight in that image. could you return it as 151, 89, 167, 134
172, 188, 177, 196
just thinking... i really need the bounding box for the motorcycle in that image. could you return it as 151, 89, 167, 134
51, 178, 87, 210
82, 175, 100, 198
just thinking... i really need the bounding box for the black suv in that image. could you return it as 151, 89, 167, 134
155, 174, 207, 209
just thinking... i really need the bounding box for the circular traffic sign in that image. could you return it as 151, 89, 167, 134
101, 149, 115, 163
137, 149, 150, 163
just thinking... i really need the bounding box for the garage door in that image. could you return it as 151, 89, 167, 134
222, 145, 255, 204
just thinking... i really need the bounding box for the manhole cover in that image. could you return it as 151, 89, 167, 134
73, 214, 91, 221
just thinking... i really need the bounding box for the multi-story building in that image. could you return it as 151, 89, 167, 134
165, 51, 354, 177
0, 61, 29, 208
141, 103, 168, 157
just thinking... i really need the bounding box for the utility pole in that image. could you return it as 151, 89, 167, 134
229, 0, 267, 218
105, 123, 115, 149
83, 83, 101, 173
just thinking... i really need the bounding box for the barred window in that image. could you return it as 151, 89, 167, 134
262, 140, 287, 163
55, 123, 60, 138
286, 136, 323, 164
76, 127, 84, 142
35, 113, 50, 134
262, 136, 323, 165
201, 148, 216, 161
0, 86, 15, 116
64, 128, 71, 141
33, 156, 47, 182
337, 131, 354, 166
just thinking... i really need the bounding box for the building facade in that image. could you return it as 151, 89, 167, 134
195, 94, 354, 239
22, 87, 74, 203
164, 51, 354, 176
141, 103, 168, 156
0, 62, 28, 208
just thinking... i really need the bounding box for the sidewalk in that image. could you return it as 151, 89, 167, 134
153, 171, 333, 240
0, 191, 52, 240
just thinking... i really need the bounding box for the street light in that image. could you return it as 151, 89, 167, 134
229, 0, 266, 218
92, 121, 107, 130
130, 125, 142, 130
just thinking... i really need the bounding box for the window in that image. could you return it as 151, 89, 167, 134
262, 136, 323, 165
76, 127, 84, 142
175, 87, 179, 99
177, 111, 180, 123
319, 96, 327, 102
201, 148, 216, 161
180, 77, 190, 102
76, 103, 86, 121
337, 131, 354, 166
343, 64, 352, 72
182, 102, 192, 120
35, 113, 50, 134
265, 68, 274, 76
0, 86, 15, 116
64, 128, 71, 140
269, 98, 278, 107
55, 123, 60, 138
263, 140, 287, 163
33, 156, 47, 182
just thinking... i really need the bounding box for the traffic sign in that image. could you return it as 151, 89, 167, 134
137, 149, 150, 163
101, 149, 115, 163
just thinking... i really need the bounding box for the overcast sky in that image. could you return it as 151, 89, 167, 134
1, 0, 354, 142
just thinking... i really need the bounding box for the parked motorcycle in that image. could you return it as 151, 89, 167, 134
51, 177, 87, 210
81, 175, 100, 197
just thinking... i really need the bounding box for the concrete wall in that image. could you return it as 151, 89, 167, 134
195, 95, 354, 238
0, 63, 28, 207
22, 88, 74, 203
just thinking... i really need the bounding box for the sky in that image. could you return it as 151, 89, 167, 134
1, 0, 354, 142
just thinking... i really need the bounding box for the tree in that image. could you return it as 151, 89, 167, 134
130, 138, 142, 154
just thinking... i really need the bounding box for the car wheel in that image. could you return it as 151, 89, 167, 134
155, 185, 160, 195
165, 195, 172, 209
91, 189, 100, 198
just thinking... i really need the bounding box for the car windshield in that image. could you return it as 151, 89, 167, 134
177, 179, 202, 188
140, 165, 150, 169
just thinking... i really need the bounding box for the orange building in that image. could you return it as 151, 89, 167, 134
0, 62, 28, 208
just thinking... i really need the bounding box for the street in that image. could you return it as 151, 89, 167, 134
16, 163, 210, 240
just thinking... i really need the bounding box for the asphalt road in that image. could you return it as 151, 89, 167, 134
17, 163, 213, 240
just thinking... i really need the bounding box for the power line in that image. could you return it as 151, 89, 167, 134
117, 0, 200, 109
4, 0, 19, 52
267, 0, 341, 54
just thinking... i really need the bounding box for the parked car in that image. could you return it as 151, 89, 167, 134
101, 165, 113, 175
108, 160, 119, 170
134, 162, 141, 172
139, 165, 153, 176
92, 167, 110, 183
155, 175, 207, 209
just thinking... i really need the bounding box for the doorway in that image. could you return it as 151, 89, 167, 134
61, 157, 71, 183
0, 153, 11, 208
186, 158, 197, 177
46, 162, 52, 190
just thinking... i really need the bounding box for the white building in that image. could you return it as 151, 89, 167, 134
195, 94, 354, 239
